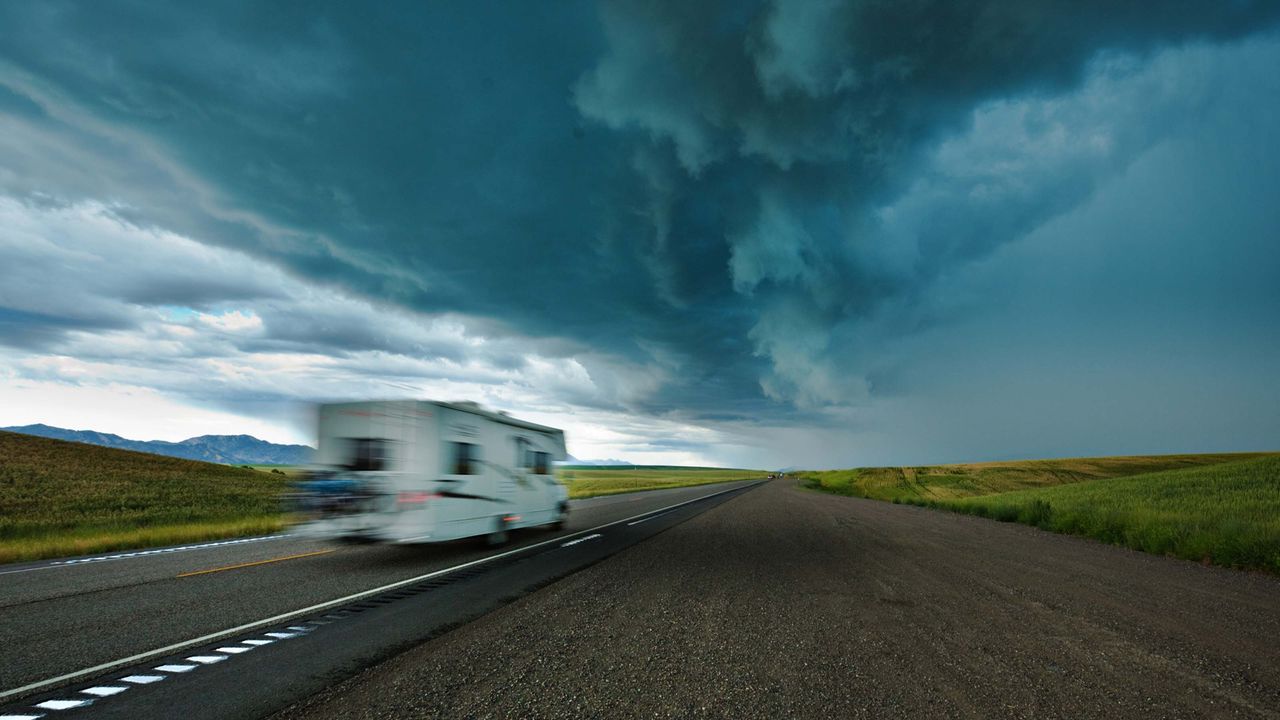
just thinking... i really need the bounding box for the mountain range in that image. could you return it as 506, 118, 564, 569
559, 454, 635, 466
1, 424, 313, 465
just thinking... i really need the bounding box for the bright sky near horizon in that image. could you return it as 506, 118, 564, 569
1, 2, 1278, 468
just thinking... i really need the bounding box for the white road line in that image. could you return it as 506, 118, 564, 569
626, 509, 677, 526
119, 676, 164, 685
240, 639, 273, 646
560, 533, 602, 547
184, 656, 226, 665
33, 699, 89, 710
0, 481, 762, 703
214, 647, 251, 654
0, 535, 297, 577
0, 713, 45, 719
79, 687, 127, 697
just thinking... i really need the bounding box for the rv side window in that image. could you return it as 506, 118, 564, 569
533, 451, 549, 475
515, 438, 531, 468
347, 438, 387, 471
451, 442, 479, 475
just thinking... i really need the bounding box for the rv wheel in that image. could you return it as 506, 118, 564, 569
552, 502, 568, 530
485, 517, 509, 546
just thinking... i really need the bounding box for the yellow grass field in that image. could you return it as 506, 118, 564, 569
797, 453, 1272, 502
557, 466, 766, 499
798, 452, 1280, 572
0, 430, 288, 564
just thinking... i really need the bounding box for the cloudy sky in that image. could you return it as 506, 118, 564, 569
1, 1, 1277, 468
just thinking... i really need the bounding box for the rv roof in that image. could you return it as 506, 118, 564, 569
431, 400, 564, 437
320, 399, 564, 438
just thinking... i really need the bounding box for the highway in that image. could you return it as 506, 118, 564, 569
0, 480, 763, 719
7, 476, 1279, 719
277, 478, 1280, 719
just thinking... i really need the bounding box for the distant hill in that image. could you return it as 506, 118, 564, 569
558, 455, 635, 467
1, 424, 313, 465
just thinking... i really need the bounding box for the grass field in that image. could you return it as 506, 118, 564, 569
798, 452, 1280, 573
557, 466, 765, 499
0, 430, 288, 563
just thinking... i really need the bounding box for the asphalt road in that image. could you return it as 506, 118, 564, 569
275, 479, 1280, 720
0, 480, 762, 715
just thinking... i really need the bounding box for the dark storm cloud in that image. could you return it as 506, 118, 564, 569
0, 195, 290, 350
573, 0, 1280, 407
1, 1, 1277, 426
244, 304, 469, 363
0, 307, 125, 351
117, 278, 286, 309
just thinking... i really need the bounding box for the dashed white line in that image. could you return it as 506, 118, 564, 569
51, 535, 295, 565
1, 628, 317, 718
79, 687, 127, 698
0, 534, 297, 576
34, 699, 90, 710
560, 533, 603, 547
20, 629, 314, 716
185, 656, 227, 665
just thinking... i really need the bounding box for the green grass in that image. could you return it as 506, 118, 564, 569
557, 466, 765, 499
798, 452, 1280, 573
0, 430, 288, 563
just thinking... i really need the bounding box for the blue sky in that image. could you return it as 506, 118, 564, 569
0, 1, 1277, 467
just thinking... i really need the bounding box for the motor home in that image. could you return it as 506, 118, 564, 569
296, 400, 569, 545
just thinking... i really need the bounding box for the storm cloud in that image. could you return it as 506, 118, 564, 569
0, 1, 1278, 465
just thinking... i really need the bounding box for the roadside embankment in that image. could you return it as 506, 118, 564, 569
0, 430, 286, 563
799, 452, 1280, 572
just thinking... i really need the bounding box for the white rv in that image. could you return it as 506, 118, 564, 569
295, 400, 569, 545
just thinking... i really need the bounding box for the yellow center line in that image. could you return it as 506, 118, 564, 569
177, 549, 336, 578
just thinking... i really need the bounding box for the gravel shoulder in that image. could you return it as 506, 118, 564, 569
274, 478, 1280, 719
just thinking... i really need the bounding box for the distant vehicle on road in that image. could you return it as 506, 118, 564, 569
294, 400, 568, 545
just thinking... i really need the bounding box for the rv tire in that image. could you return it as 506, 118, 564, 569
485, 517, 509, 546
